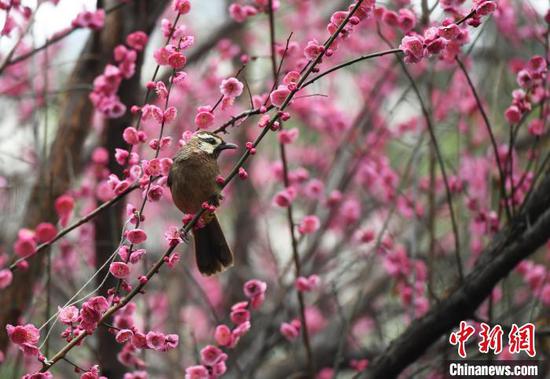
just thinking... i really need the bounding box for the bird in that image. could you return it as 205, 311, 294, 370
167, 131, 237, 275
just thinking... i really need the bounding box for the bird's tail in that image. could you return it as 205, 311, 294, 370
193, 214, 233, 275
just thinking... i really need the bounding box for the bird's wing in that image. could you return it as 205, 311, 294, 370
167, 169, 173, 188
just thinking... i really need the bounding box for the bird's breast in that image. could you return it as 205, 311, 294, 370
169, 153, 221, 214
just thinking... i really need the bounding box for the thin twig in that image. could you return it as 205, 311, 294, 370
456, 57, 511, 222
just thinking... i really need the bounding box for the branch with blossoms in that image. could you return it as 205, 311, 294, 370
4, 0, 385, 375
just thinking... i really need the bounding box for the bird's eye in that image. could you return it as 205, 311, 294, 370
205, 137, 217, 145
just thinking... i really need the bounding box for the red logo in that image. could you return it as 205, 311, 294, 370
449, 321, 536, 358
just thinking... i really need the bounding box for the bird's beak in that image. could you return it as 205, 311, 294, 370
215, 142, 238, 153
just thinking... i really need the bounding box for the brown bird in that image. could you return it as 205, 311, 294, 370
167, 131, 237, 275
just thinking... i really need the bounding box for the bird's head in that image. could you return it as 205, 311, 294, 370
190, 131, 238, 158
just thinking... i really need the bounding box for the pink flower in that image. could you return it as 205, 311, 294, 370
304, 39, 324, 60
123, 127, 145, 145
398, 9, 416, 32
35, 222, 57, 243
243, 279, 267, 298
23, 373, 53, 379
6, 323, 40, 356
200, 345, 226, 366
232, 320, 251, 339
295, 275, 320, 292
168, 52, 187, 69
230, 307, 250, 325
172, 0, 191, 14
6, 323, 40, 345
220, 77, 244, 99
163, 106, 177, 123
115, 148, 129, 165
185, 365, 209, 379
141, 104, 163, 123
475, 1, 497, 16
270, 85, 291, 107
528, 119, 544, 136
229, 3, 257, 22
317, 368, 334, 379
129, 249, 146, 264
115, 329, 134, 343
55, 194, 74, 218
127, 229, 147, 244
126, 31, 148, 51
0, 269, 13, 289
278, 128, 299, 144
399, 35, 424, 64
164, 226, 183, 246
273, 187, 296, 207
165, 334, 179, 349
123, 371, 147, 379
81, 365, 104, 379
214, 324, 232, 346
72, 9, 105, 30
131, 332, 147, 349
298, 215, 320, 234
110, 262, 130, 279
58, 305, 79, 324
195, 111, 215, 129
350, 359, 369, 372
283, 71, 300, 86
143, 158, 161, 176
14, 232, 37, 258
504, 105, 521, 123
438, 24, 461, 40
280, 321, 300, 341
146, 331, 166, 350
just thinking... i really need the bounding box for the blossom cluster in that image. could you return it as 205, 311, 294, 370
184, 280, 267, 379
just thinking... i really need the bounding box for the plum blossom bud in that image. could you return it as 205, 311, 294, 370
110, 262, 130, 279
35, 223, 57, 243
298, 215, 320, 234
127, 229, 147, 244
55, 194, 74, 218
238, 167, 248, 180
